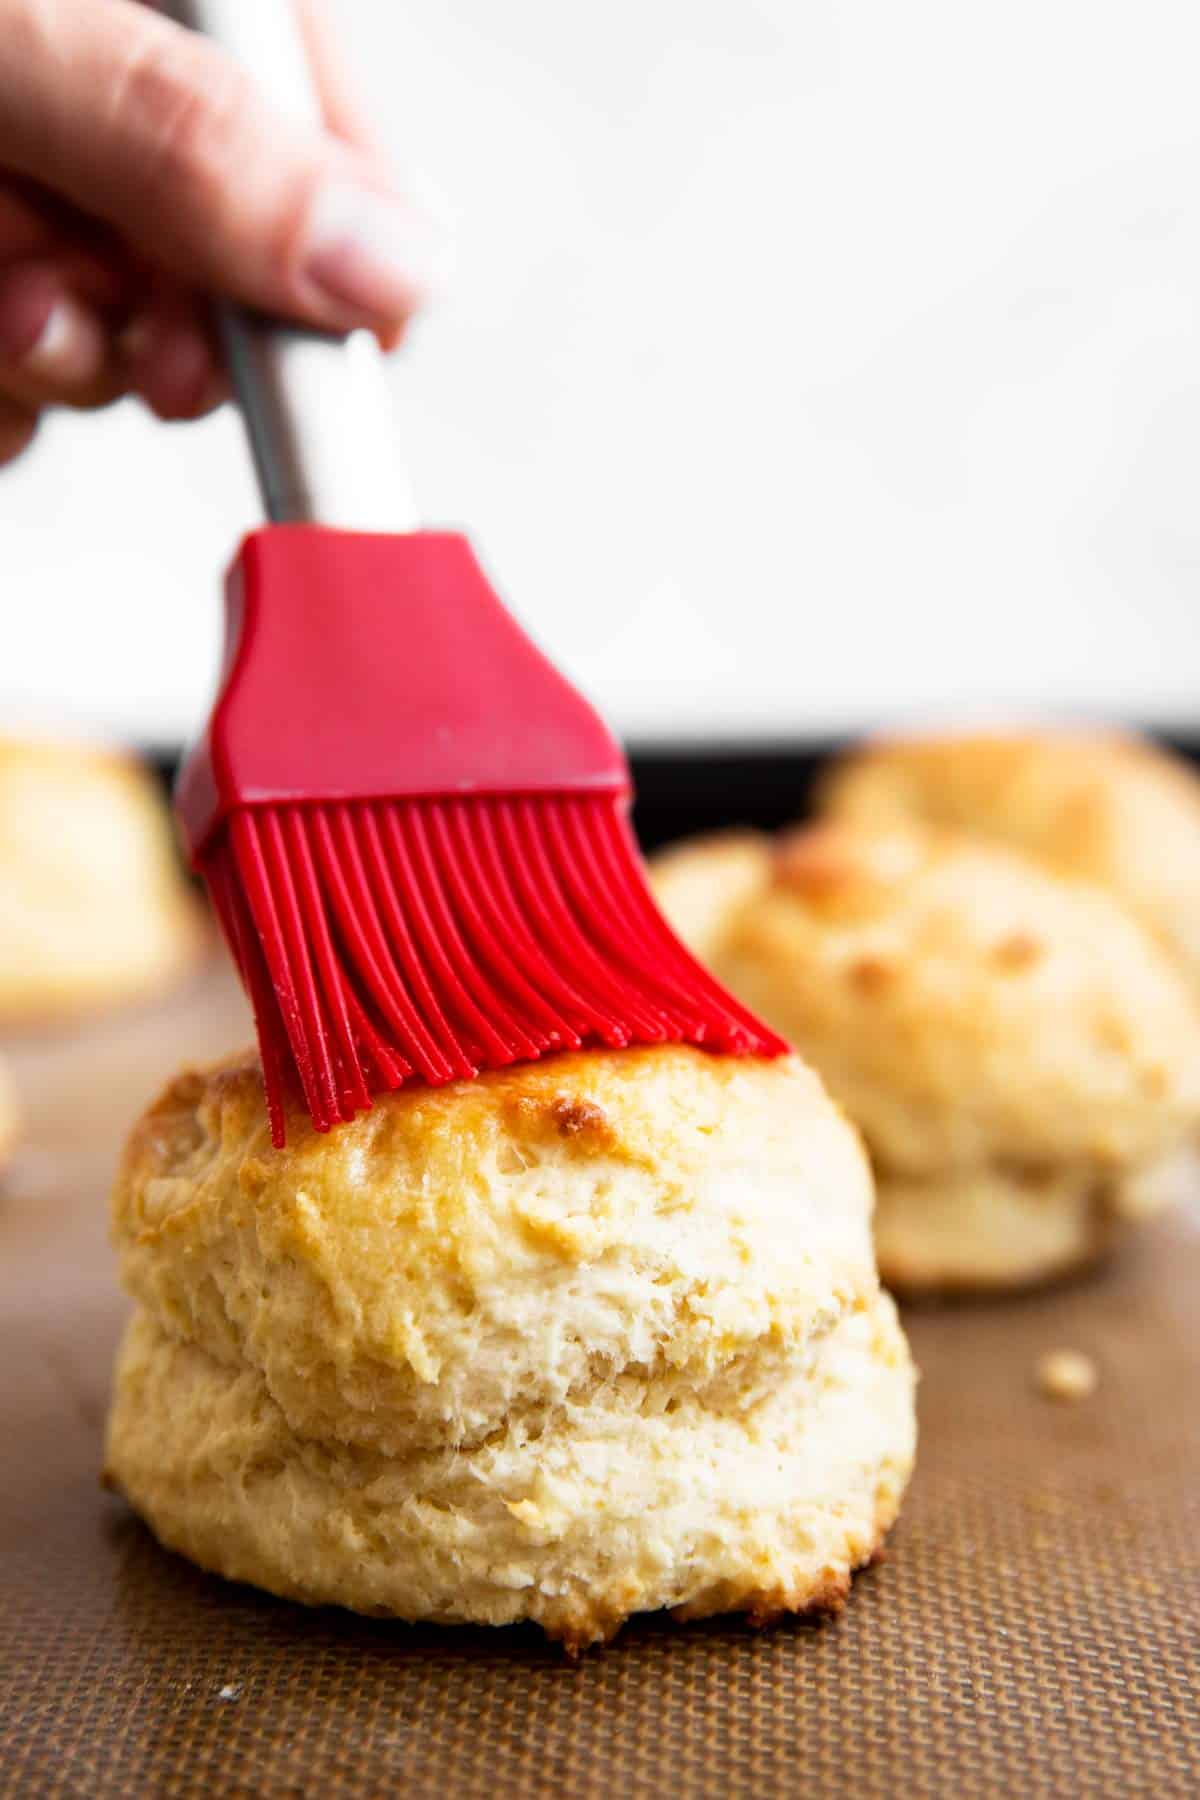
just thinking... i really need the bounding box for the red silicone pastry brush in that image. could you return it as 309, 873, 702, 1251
173, 1, 787, 1146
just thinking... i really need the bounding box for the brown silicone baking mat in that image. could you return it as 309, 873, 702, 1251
2, 953, 1198, 1799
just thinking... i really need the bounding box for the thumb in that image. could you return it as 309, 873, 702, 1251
0, 0, 440, 333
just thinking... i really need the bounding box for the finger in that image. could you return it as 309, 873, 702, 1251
295, 1, 385, 156
0, 0, 443, 337
0, 393, 38, 465
295, 0, 448, 350
0, 260, 124, 409
0, 177, 137, 310
122, 300, 227, 422
0, 182, 58, 260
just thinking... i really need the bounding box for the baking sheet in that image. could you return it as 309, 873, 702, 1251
2, 956, 1198, 1799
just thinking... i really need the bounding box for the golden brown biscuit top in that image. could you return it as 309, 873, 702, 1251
774, 822, 933, 920
118, 1041, 838, 1221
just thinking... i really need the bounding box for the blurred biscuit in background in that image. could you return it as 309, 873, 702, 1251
647, 829, 772, 964
0, 736, 200, 1022
821, 730, 1200, 998
652, 821, 1200, 1294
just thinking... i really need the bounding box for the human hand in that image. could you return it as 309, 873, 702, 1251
0, 0, 438, 463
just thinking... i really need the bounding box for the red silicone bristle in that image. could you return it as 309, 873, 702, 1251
200, 793, 789, 1147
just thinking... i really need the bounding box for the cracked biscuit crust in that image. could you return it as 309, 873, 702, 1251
106, 1289, 914, 1651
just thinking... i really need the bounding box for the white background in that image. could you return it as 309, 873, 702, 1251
2, 0, 1199, 747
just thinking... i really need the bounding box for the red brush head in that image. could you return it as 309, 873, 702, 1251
177, 526, 630, 861
180, 528, 788, 1144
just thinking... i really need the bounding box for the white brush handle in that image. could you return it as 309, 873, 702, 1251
166, 0, 416, 530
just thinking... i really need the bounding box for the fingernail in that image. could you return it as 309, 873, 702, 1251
27, 299, 102, 381
0, 292, 105, 386
300, 181, 449, 322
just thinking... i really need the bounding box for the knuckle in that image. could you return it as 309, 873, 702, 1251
116, 35, 255, 214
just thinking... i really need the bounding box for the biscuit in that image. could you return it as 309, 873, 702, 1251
654, 823, 1200, 1292
105, 1045, 916, 1648
822, 730, 1200, 995
0, 736, 199, 1019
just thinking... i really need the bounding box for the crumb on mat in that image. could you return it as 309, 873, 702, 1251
1035, 1349, 1098, 1402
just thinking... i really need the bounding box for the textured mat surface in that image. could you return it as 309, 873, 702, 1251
2, 960, 1198, 1799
